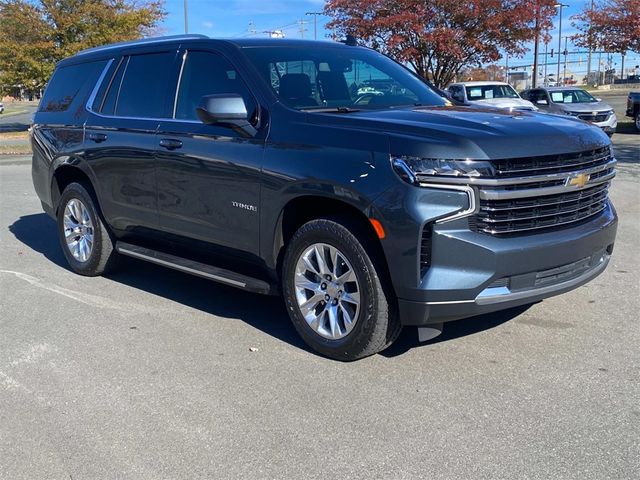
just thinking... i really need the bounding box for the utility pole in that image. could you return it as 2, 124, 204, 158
297, 18, 308, 39
183, 0, 188, 34
533, 0, 540, 87
598, 48, 603, 86
544, 41, 549, 86
505, 54, 509, 84
305, 12, 323, 41
586, 0, 594, 85
563, 36, 569, 86
556, 3, 569, 86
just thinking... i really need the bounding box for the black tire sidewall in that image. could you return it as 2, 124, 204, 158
282, 219, 387, 359
57, 183, 107, 275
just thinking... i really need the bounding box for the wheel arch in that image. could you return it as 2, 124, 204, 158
272, 195, 394, 295
51, 164, 99, 215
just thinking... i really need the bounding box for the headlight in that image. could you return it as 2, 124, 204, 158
392, 156, 495, 185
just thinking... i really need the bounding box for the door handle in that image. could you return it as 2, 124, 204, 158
88, 132, 107, 143
159, 138, 183, 150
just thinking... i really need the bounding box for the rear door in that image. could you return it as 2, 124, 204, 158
84, 48, 178, 233
154, 48, 264, 255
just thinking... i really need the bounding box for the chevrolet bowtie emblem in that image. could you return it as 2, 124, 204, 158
566, 173, 590, 188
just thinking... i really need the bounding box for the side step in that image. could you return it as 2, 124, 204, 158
115, 241, 277, 295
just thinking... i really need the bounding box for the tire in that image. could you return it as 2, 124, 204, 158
635, 113, 640, 132
57, 182, 119, 276
282, 217, 401, 361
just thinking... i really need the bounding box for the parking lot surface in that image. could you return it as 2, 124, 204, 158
1, 129, 639, 479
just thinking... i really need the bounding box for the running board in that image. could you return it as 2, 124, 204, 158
116, 241, 277, 295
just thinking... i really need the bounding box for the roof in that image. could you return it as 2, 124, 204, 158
449, 81, 510, 87
537, 86, 590, 91
74, 35, 354, 57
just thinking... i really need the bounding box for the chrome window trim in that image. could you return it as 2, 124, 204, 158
172, 50, 188, 119
85, 58, 115, 113
112, 56, 130, 117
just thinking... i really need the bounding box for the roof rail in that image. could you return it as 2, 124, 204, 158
75, 34, 209, 56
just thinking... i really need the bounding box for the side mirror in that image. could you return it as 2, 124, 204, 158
196, 94, 257, 137
536, 99, 548, 105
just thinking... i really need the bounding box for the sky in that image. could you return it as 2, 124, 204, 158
161, 0, 638, 77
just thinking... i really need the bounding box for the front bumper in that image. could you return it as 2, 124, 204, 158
394, 202, 617, 325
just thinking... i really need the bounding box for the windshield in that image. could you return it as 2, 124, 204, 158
465, 84, 519, 100
242, 45, 446, 110
549, 89, 597, 104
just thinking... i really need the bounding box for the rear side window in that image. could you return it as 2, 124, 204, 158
39, 61, 107, 112
118, 52, 174, 117
99, 51, 175, 118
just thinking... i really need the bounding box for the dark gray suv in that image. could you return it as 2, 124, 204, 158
31, 36, 617, 360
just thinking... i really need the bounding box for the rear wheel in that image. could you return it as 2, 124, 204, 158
57, 182, 119, 276
282, 218, 400, 361
635, 112, 640, 132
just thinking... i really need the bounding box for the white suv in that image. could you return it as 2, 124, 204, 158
447, 81, 536, 111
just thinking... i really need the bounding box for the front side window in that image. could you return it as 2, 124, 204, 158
549, 89, 597, 104
174, 51, 255, 121
465, 84, 519, 101
243, 45, 445, 111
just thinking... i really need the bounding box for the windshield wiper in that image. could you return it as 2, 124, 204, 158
300, 106, 360, 113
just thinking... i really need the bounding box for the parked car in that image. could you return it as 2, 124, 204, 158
0, 102, 4, 114
31, 36, 617, 360
447, 81, 537, 111
626, 91, 640, 132
521, 87, 617, 136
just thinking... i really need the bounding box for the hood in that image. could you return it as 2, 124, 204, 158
470, 97, 536, 110
306, 105, 609, 160
553, 100, 614, 114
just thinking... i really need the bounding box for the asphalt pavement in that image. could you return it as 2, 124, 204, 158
0, 124, 639, 479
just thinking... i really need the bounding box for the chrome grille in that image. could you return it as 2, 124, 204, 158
474, 183, 610, 235
577, 113, 609, 122
490, 146, 611, 177
471, 147, 615, 235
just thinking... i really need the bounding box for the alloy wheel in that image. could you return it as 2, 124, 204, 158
293, 243, 361, 340
63, 198, 94, 262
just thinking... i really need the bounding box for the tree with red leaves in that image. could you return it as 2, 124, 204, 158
324, 0, 557, 87
572, 0, 640, 55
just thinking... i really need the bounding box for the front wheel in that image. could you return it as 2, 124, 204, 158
635, 113, 640, 132
282, 218, 400, 361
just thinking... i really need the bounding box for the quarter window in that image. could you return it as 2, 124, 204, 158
39, 60, 107, 112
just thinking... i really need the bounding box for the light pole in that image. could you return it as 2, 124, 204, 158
544, 41, 549, 86
305, 12, 323, 41
184, 0, 188, 34
533, 1, 540, 87
555, 3, 569, 86
563, 36, 569, 85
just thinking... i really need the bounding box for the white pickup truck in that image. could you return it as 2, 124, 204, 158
447, 81, 536, 111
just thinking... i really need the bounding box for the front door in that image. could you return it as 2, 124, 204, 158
155, 49, 264, 256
